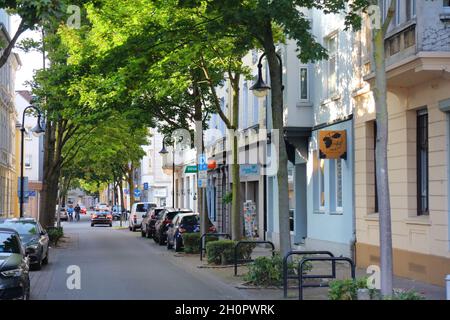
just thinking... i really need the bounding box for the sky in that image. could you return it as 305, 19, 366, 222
11, 15, 46, 91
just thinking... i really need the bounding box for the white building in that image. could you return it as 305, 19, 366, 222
140, 128, 173, 207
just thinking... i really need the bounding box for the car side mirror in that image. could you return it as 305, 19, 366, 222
40, 231, 47, 236
168, 223, 174, 228
143, 214, 147, 218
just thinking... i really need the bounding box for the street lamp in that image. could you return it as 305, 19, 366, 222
159, 136, 175, 208
20, 105, 45, 218
250, 52, 284, 97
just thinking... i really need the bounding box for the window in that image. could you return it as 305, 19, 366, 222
395, 0, 401, 26
417, 109, 429, 216
445, 0, 450, 7
219, 98, 226, 135
25, 127, 32, 140
253, 90, 259, 125
406, 0, 416, 21
319, 158, 326, 210
326, 34, 338, 97
243, 82, 248, 129
335, 159, 343, 211
25, 154, 32, 168
300, 66, 309, 101
288, 162, 295, 231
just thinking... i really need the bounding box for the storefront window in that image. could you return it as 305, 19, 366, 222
319, 158, 326, 210
335, 159, 343, 211
288, 162, 295, 232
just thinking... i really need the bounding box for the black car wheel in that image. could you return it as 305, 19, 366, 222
174, 237, 182, 252
22, 288, 30, 300
132, 225, 136, 232
91, 223, 94, 227
141, 229, 146, 237
129, 226, 132, 231
109, 223, 113, 227
33, 255, 42, 271
153, 233, 159, 243
145, 228, 151, 239
43, 250, 49, 265
167, 237, 173, 250
158, 232, 165, 246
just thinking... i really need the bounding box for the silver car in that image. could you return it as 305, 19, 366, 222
128, 202, 157, 232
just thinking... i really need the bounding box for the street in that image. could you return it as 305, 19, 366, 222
29, 213, 251, 300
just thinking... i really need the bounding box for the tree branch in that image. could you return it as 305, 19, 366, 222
0, 19, 27, 69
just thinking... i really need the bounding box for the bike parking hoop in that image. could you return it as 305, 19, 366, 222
199, 233, 231, 261
233, 241, 275, 276
297, 256, 355, 300
283, 250, 335, 298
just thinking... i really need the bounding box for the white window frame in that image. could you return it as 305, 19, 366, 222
395, 0, 401, 26
326, 32, 338, 97
335, 159, 343, 212
318, 157, 326, 211
299, 66, 309, 102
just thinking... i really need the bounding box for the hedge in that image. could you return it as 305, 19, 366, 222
205, 240, 255, 265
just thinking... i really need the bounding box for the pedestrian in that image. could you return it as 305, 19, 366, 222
67, 205, 74, 222
74, 204, 81, 222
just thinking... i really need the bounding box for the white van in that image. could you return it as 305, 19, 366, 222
129, 202, 157, 231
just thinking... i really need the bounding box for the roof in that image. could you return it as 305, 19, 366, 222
16, 90, 33, 103
0, 227, 20, 235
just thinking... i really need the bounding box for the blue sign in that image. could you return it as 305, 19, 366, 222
28, 191, 36, 197
240, 164, 260, 176
134, 188, 141, 197
143, 183, 149, 191
198, 153, 208, 171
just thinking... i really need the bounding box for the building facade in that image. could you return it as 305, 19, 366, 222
0, 10, 20, 218
354, 0, 450, 286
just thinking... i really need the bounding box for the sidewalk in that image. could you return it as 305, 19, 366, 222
167, 250, 447, 300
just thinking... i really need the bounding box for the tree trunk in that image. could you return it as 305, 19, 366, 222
230, 75, 242, 241
119, 178, 125, 227
373, 26, 393, 296
263, 22, 291, 256
127, 164, 135, 210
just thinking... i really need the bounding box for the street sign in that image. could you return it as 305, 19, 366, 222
17, 177, 29, 199
198, 170, 207, 188
134, 188, 141, 197
198, 179, 207, 188
185, 165, 198, 174
198, 154, 208, 171
143, 183, 149, 191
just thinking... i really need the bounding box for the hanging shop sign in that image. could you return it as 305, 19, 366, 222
319, 130, 347, 159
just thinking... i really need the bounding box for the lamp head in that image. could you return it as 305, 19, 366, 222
31, 114, 45, 137
250, 66, 271, 98
159, 141, 169, 155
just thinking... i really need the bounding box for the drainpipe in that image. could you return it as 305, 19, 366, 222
350, 119, 357, 263
446, 275, 450, 300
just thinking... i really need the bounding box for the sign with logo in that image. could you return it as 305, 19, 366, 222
319, 130, 347, 159
184, 165, 198, 174
153, 188, 167, 198
134, 188, 141, 198
240, 164, 260, 176
198, 154, 208, 171
143, 183, 149, 191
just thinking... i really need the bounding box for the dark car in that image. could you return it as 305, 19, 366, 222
111, 205, 124, 221
0, 218, 49, 271
91, 210, 113, 227
0, 228, 30, 300
141, 207, 165, 238
153, 208, 193, 245
167, 213, 217, 252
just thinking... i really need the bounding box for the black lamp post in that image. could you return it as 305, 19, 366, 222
249, 52, 284, 96
20, 105, 45, 218
159, 136, 175, 208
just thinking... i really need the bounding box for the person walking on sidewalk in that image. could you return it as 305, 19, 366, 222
67, 205, 74, 222
74, 204, 81, 222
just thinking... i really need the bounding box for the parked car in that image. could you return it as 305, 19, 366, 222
80, 205, 87, 215
111, 205, 124, 221
0, 228, 30, 300
56, 206, 68, 221
153, 208, 193, 245
166, 213, 217, 251
128, 202, 157, 232
141, 207, 165, 238
91, 210, 113, 227
0, 218, 49, 271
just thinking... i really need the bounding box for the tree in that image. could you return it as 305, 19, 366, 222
0, 0, 67, 68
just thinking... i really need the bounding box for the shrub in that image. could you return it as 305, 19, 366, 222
205, 240, 255, 265
183, 233, 201, 254
47, 227, 64, 246
384, 289, 425, 300
328, 278, 378, 300
243, 253, 308, 287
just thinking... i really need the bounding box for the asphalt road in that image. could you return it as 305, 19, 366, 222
29, 213, 251, 300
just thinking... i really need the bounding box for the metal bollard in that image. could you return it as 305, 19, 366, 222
446, 275, 450, 300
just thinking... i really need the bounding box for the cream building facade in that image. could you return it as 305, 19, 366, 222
354, 0, 450, 286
